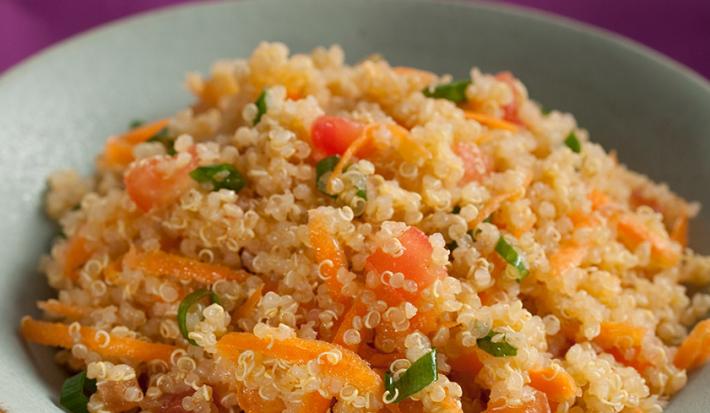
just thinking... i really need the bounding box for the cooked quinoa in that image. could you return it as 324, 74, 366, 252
21, 42, 710, 413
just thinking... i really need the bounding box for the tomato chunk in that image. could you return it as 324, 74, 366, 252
454, 142, 493, 183
311, 115, 366, 159
124, 154, 197, 212
365, 227, 446, 305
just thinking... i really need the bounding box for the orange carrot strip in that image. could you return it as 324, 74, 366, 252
392, 66, 437, 85
674, 319, 710, 371
616, 213, 681, 269
484, 390, 550, 413
308, 214, 350, 305
332, 300, 368, 351
217, 333, 383, 396
468, 193, 511, 230
102, 119, 170, 168
594, 321, 652, 372
234, 383, 284, 413
449, 350, 483, 378
529, 367, 577, 405
124, 249, 248, 284
64, 235, 93, 281
296, 392, 332, 413
21, 317, 175, 363
464, 111, 518, 132
234, 284, 264, 320
362, 351, 404, 369
326, 124, 376, 193
588, 189, 610, 210
670, 213, 689, 247
548, 242, 586, 276
37, 300, 89, 320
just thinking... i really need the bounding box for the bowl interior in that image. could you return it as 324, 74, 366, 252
1, 0, 709, 411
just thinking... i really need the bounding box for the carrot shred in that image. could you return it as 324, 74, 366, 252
234, 284, 264, 320
670, 213, 689, 247
308, 214, 350, 305
392, 66, 437, 85
21, 317, 175, 363
326, 124, 376, 193
296, 391, 332, 413
548, 242, 586, 276
123, 249, 248, 284
484, 390, 550, 413
528, 367, 577, 405
615, 213, 681, 269
468, 193, 511, 230
234, 383, 284, 413
101, 119, 169, 168
464, 111, 519, 132
37, 300, 89, 320
332, 299, 368, 351
449, 350, 483, 378
674, 319, 710, 371
360, 349, 404, 369
594, 322, 651, 372
64, 235, 93, 281
216, 333, 383, 396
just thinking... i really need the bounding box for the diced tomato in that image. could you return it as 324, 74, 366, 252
454, 142, 493, 183
310, 115, 367, 159
124, 154, 197, 212
495, 71, 523, 125
365, 227, 446, 305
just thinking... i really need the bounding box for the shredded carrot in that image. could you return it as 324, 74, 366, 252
670, 213, 689, 247
332, 300, 368, 351
674, 319, 710, 371
588, 189, 610, 210
464, 111, 518, 132
361, 350, 403, 369
64, 235, 93, 281
326, 124, 376, 193
123, 249, 248, 284
101, 119, 170, 168
388, 123, 430, 164
568, 210, 599, 228
468, 193, 511, 230
615, 213, 681, 269
528, 367, 577, 406
308, 214, 350, 305
233, 284, 264, 320
484, 390, 550, 413
217, 333, 383, 396
392, 66, 437, 85
449, 350, 483, 378
37, 300, 89, 320
234, 383, 284, 413
548, 242, 586, 276
594, 322, 651, 372
296, 392, 332, 413
21, 317, 175, 363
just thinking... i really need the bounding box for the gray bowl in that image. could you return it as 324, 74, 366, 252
1, 0, 708, 411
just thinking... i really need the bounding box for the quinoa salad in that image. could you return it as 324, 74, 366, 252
21, 43, 710, 413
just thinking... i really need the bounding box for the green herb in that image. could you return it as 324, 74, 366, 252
384, 349, 438, 403
477, 330, 518, 357
540, 105, 551, 115
129, 119, 144, 129
177, 289, 221, 346
452, 206, 461, 214
254, 91, 268, 125
60, 371, 97, 413
315, 156, 340, 197
564, 131, 581, 153
495, 236, 528, 281
190, 164, 246, 192
422, 79, 471, 103
147, 127, 176, 155
356, 188, 367, 200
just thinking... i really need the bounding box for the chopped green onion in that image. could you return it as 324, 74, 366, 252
129, 119, 144, 129
540, 105, 551, 116
564, 131, 581, 153
422, 80, 471, 103
495, 236, 528, 281
477, 330, 518, 357
452, 205, 461, 214
60, 371, 96, 413
147, 127, 176, 155
190, 164, 246, 193
315, 156, 340, 197
178, 289, 221, 346
384, 349, 438, 403
355, 188, 367, 200
254, 91, 268, 125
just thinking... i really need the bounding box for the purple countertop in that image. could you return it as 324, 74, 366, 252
1, 0, 709, 79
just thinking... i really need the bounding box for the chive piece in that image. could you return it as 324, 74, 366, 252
495, 236, 528, 281
147, 127, 176, 155
355, 188, 367, 200
384, 349, 438, 403
190, 164, 246, 193
60, 371, 96, 413
129, 119, 144, 129
177, 289, 221, 346
422, 80, 471, 103
254, 91, 268, 125
315, 156, 340, 197
564, 131, 581, 153
477, 330, 518, 357
452, 206, 461, 214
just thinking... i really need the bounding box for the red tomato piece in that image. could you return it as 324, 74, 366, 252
365, 227, 446, 305
124, 154, 197, 212
454, 142, 493, 183
311, 115, 365, 158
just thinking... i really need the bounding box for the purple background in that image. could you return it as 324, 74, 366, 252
1, 0, 709, 79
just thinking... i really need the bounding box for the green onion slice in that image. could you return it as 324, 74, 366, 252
129, 119, 144, 129
422, 80, 471, 103
146, 127, 176, 155
495, 236, 528, 281
564, 131, 581, 153
190, 164, 246, 192
384, 349, 438, 403
477, 330, 518, 357
254, 91, 268, 125
178, 289, 221, 346
315, 155, 340, 197
60, 371, 97, 413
